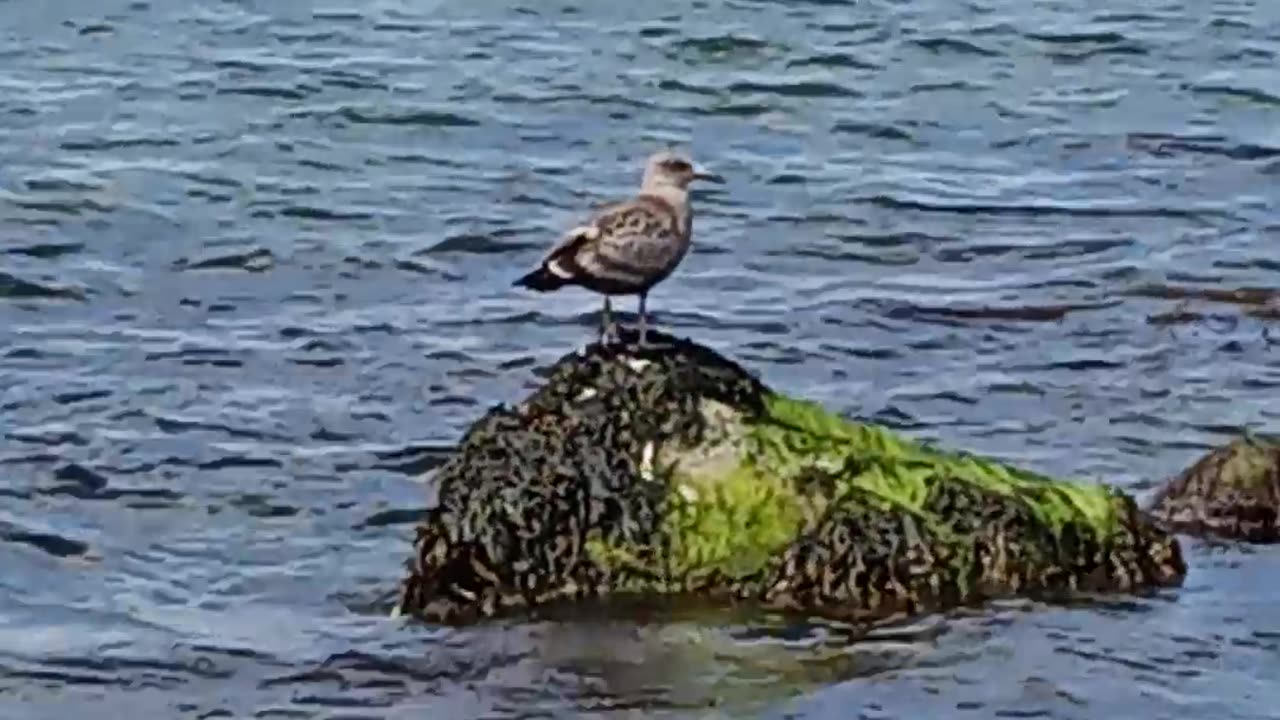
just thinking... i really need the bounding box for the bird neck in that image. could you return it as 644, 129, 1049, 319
638, 181, 691, 236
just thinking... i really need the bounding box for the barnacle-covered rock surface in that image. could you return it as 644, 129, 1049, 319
1148, 435, 1280, 543
396, 329, 1186, 625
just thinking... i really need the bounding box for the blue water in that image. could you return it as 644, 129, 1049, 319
2, 0, 1279, 717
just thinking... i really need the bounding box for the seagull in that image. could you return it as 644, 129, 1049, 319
513, 149, 721, 347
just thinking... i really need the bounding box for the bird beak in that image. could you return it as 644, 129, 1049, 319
692, 164, 724, 184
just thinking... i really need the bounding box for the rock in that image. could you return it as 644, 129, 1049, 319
396, 330, 1186, 625
1148, 436, 1280, 543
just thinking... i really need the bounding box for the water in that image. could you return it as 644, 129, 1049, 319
2, 0, 1279, 717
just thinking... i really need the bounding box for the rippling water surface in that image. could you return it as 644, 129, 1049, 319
3, 0, 1280, 717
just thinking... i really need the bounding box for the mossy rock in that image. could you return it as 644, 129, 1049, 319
1148, 436, 1280, 543
396, 329, 1186, 625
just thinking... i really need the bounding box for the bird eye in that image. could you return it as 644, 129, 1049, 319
666, 159, 692, 172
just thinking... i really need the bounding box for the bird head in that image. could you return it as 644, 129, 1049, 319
642, 150, 722, 190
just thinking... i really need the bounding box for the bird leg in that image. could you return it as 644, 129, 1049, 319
599, 296, 617, 345
637, 292, 648, 348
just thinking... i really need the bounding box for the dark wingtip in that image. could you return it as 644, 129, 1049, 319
514, 267, 561, 292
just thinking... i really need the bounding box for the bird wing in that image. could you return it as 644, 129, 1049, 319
539, 224, 600, 280
576, 197, 683, 284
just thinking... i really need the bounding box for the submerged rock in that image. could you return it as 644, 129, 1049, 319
396, 330, 1186, 625
1148, 436, 1280, 543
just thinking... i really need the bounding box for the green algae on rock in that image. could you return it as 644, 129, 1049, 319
396, 330, 1186, 624
1148, 435, 1280, 543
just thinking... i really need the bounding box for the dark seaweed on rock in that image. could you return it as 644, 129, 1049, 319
1149, 436, 1280, 543
397, 330, 1186, 625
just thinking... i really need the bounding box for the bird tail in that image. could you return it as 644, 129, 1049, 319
513, 265, 568, 292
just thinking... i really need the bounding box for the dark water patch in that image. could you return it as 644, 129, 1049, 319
333, 105, 480, 127
270, 28, 344, 44
319, 70, 390, 92
1042, 44, 1149, 62
781, 243, 917, 266
46, 482, 185, 504
1208, 17, 1254, 32
818, 342, 900, 361
7, 194, 115, 217
1026, 30, 1130, 44
1092, 12, 1168, 23
869, 405, 927, 430
767, 173, 808, 185
4, 241, 84, 259
0, 653, 233, 692
787, 52, 882, 70
1055, 646, 1164, 674
986, 381, 1046, 396
424, 234, 538, 255
152, 414, 291, 443
691, 100, 774, 117
1219, 44, 1276, 63
280, 205, 374, 222
373, 20, 430, 34
312, 8, 364, 21
913, 37, 1001, 57
262, 649, 495, 692
639, 23, 678, 38
197, 456, 284, 472
23, 176, 105, 193
144, 346, 246, 368
1190, 81, 1280, 107
910, 80, 993, 94
672, 34, 772, 57
52, 462, 110, 495
497, 355, 537, 371
230, 494, 299, 519
175, 247, 274, 273
658, 78, 719, 97
0, 451, 59, 466
0, 271, 87, 301
833, 231, 952, 249
310, 426, 358, 442
936, 237, 1132, 262
357, 507, 429, 529
216, 84, 318, 101
288, 338, 355, 368
77, 23, 115, 37
393, 258, 464, 280
832, 121, 915, 142
864, 194, 1217, 220
0, 521, 90, 558
764, 0, 856, 6
296, 156, 351, 172
429, 394, 478, 408
897, 301, 1117, 324
1215, 257, 1280, 272
288, 354, 345, 368
211, 58, 276, 72
727, 79, 860, 98
0, 663, 119, 687
59, 136, 181, 152
343, 254, 384, 271
1017, 358, 1126, 372
1128, 132, 1280, 161
372, 443, 452, 476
